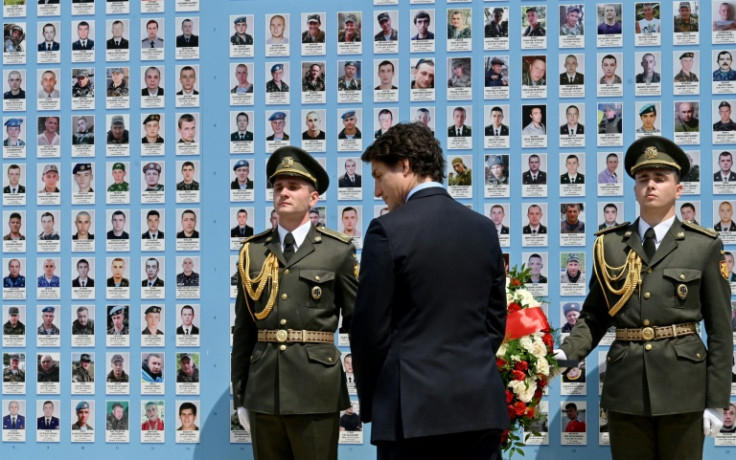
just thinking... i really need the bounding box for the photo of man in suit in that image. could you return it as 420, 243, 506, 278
176, 305, 199, 335
4, 164, 25, 193
522, 154, 547, 184
599, 203, 620, 230
37, 401, 59, 430
523, 204, 547, 234
338, 158, 361, 187
2, 401, 24, 429
72, 258, 94, 287
715, 201, 736, 232
489, 204, 509, 236
714, 151, 736, 182
560, 54, 584, 85
560, 105, 584, 135
352, 122, 509, 459
561, 154, 585, 184
484, 106, 509, 136
106, 20, 129, 49
447, 106, 471, 137
176, 19, 198, 47
142, 210, 164, 240
72, 21, 94, 50
230, 112, 253, 141
142, 258, 164, 287
230, 209, 253, 238
37, 23, 59, 51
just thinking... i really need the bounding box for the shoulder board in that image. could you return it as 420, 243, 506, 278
239, 228, 272, 245
681, 220, 718, 238
594, 222, 631, 236
316, 226, 351, 244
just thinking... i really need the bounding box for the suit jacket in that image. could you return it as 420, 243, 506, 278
37, 416, 60, 430
231, 225, 254, 238
72, 277, 94, 287
2, 414, 25, 429
352, 187, 509, 441
522, 170, 547, 185
176, 35, 199, 47
3, 185, 25, 193
447, 125, 471, 137
523, 224, 547, 234
560, 173, 585, 184
72, 39, 94, 50
38, 41, 60, 51
142, 87, 164, 96
230, 131, 253, 141
142, 278, 164, 287
106, 37, 129, 49
484, 124, 509, 136
107, 278, 130, 287
142, 231, 164, 239
560, 124, 585, 135
560, 72, 584, 85
714, 171, 736, 182
232, 225, 358, 414
338, 173, 362, 187
176, 324, 200, 335
560, 219, 733, 415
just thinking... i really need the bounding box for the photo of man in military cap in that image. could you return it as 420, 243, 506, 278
107, 67, 128, 97
266, 63, 289, 92
3, 307, 24, 335
3, 119, 25, 146
2, 353, 24, 382
37, 306, 59, 335
374, 12, 397, 41
107, 305, 128, 335
674, 52, 698, 82
72, 353, 93, 382
302, 14, 324, 43
674, 1, 698, 32
267, 112, 289, 141
636, 103, 660, 133
338, 61, 361, 90
72, 163, 93, 192
71, 69, 94, 98
142, 162, 163, 191
141, 114, 162, 143
338, 13, 361, 42
338, 111, 361, 139
177, 353, 199, 383
107, 354, 129, 383
107, 162, 128, 192
106, 115, 128, 144
142, 306, 163, 335
72, 401, 92, 430
231, 16, 253, 45
448, 59, 471, 88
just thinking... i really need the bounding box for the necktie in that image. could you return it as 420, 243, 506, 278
532, 230, 537, 235
81, 280, 85, 287
46, 43, 50, 51
148, 282, 152, 287
115, 41, 120, 47
495, 129, 499, 137
46, 418, 50, 428
185, 329, 190, 335
283, 232, 295, 262
644, 227, 656, 260
240, 133, 245, 140
152, 234, 156, 239
151, 41, 155, 48
82, 41, 86, 48
12, 417, 16, 429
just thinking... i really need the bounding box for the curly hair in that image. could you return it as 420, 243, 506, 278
361, 123, 445, 182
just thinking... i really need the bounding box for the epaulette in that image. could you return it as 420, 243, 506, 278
594, 221, 631, 236
316, 226, 351, 244
240, 228, 272, 245
682, 220, 718, 238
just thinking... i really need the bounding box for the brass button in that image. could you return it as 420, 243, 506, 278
679, 274, 685, 280
327, 357, 332, 362
643, 319, 650, 326
696, 353, 701, 358
281, 293, 288, 300
645, 344, 652, 351
607, 357, 611, 362
646, 268, 653, 274
279, 345, 286, 351
284, 269, 290, 275
643, 292, 651, 299
315, 275, 320, 281
280, 319, 287, 326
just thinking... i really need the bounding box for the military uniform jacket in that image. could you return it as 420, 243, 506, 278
37, 324, 60, 335
714, 120, 736, 131
3, 368, 24, 382
231, 33, 254, 45
177, 367, 199, 383
106, 415, 128, 431
560, 219, 733, 415
231, 225, 358, 415
337, 77, 361, 91
107, 370, 129, 382
302, 30, 325, 43
674, 70, 698, 82
522, 170, 547, 184
265, 80, 289, 92
3, 321, 24, 335
72, 422, 93, 430
72, 367, 93, 382
37, 365, 60, 382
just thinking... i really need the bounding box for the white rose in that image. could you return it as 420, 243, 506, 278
496, 344, 507, 357
506, 292, 514, 305
535, 357, 550, 376
530, 341, 547, 359
519, 384, 537, 403
519, 336, 534, 352
519, 290, 537, 308
510, 354, 521, 362
508, 380, 526, 397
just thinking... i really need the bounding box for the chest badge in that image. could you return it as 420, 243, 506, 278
311, 286, 322, 301
676, 284, 688, 300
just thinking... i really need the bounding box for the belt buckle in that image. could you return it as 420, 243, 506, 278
641, 327, 655, 341
275, 329, 288, 343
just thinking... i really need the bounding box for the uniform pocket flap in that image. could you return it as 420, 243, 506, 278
673, 341, 706, 362
299, 270, 335, 283
305, 344, 340, 366
662, 268, 701, 283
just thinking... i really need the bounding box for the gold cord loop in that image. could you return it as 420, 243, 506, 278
593, 235, 642, 317
238, 242, 280, 321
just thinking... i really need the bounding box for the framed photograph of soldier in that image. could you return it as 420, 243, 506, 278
105, 400, 130, 443
483, 55, 510, 99
140, 161, 164, 204
70, 352, 94, 395
634, 51, 662, 96
3, 0, 25, 18
300, 12, 326, 55
104, 113, 130, 157
560, 153, 585, 197
105, 256, 131, 300
336, 108, 363, 151
140, 208, 165, 252
2, 351, 26, 394
483, 105, 510, 149
673, 50, 700, 95
2, 210, 27, 253
484, 154, 510, 198
336, 59, 362, 103
105, 209, 131, 252
673, 101, 700, 145
36, 257, 61, 300
105, 66, 130, 110
36, 116, 61, 157
105, 19, 130, 62
140, 305, 165, 347
520, 5, 546, 49
229, 111, 254, 154
71, 0, 94, 16
175, 65, 199, 107
71, 73, 96, 108
229, 206, 254, 250
300, 109, 327, 152
265, 62, 290, 105
597, 102, 623, 146
483, 6, 509, 50
372, 10, 398, 54
679, 201, 701, 228
264, 13, 289, 57
446, 105, 472, 149
714, 100, 736, 145
446, 7, 472, 51
106, 304, 130, 347
713, 0, 736, 44
2, 257, 26, 300
175, 256, 200, 298
71, 161, 94, 203
265, 109, 289, 153
2, 399, 26, 442
176, 304, 200, 347
3, 22, 27, 65
338, 400, 363, 444
521, 202, 548, 247
373, 107, 397, 140
175, 208, 200, 251
106, 352, 130, 395
71, 304, 95, 346
714, 150, 736, 195
141, 352, 165, 395
176, 352, 200, 395
229, 14, 254, 58
70, 400, 94, 442
559, 4, 585, 48
229, 399, 251, 443
337, 11, 362, 55
409, 9, 436, 53
524, 400, 549, 445
596, 152, 624, 196
338, 205, 362, 248
140, 18, 165, 61
301, 61, 327, 104
175, 400, 200, 443
2, 163, 26, 207
559, 53, 585, 98
70, 210, 94, 254
140, 400, 165, 443
715, 401, 736, 445
523, 251, 548, 296
36, 21, 60, 64
3, 69, 27, 112
175, 112, 199, 155
672, 1, 699, 45
141, 258, 165, 300
597, 201, 624, 233
175, 160, 200, 203
447, 56, 472, 99
36, 352, 60, 395
560, 400, 587, 444
559, 103, 585, 148
141, 66, 165, 109
409, 57, 435, 101
36, 399, 60, 443
559, 203, 586, 247
715, 50, 736, 98
37, 209, 61, 253
373, 58, 398, 102
521, 104, 547, 148
597, 52, 623, 97
521, 153, 548, 198
446, 155, 472, 198
411, 106, 435, 136
560, 252, 585, 296
175, 17, 200, 60
336, 156, 363, 200
715, 200, 736, 244
2, 305, 25, 347
229, 63, 254, 106
70, 116, 94, 157
229, 158, 254, 202
106, 0, 129, 15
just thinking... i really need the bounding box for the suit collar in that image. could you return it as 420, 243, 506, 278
406, 182, 446, 202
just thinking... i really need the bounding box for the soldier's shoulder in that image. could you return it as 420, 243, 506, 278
316, 226, 352, 244
594, 222, 631, 236
681, 220, 719, 239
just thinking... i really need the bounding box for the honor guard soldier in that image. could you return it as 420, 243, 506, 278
107, 162, 129, 192
231, 16, 254, 45
3, 307, 25, 335
266, 64, 289, 93
72, 353, 94, 382
232, 146, 358, 460
2, 354, 24, 382
556, 136, 733, 460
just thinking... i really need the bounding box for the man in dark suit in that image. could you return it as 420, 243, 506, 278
37, 401, 60, 430
142, 210, 164, 240
3, 164, 25, 193
176, 19, 199, 47
352, 123, 509, 460
447, 106, 471, 137
176, 305, 200, 335
714, 151, 736, 182
560, 154, 585, 184
2, 401, 25, 429
522, 154, 547, 184
230, 112, 254, 141
72, 21, 94, 50
72, 258, 94, 287
522, 204, 547, 234
106, 20, 129, 49
484, 106, 509, 137
230, 209, 254, 238
560, 105, 584, 135
38, 23, 60, 51
338, 158, 362, 187
489, 204, 509, 235
560, 54, 584, 85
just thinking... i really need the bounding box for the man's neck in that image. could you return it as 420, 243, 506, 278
605, 19, 616, 25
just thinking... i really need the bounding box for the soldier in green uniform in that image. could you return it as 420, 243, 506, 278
556, 136, 733, 459
2, 354, 25, 382
143, 162, 164, 191
176, 161, 199, 191
37, 354, 60, 382
72, 306, 94, 335
107, 68, 129, 97
142, 306, 164, 335
302, 63, 326, 92
231, 16, 254, 45
72, 353, 94, 382
265, 64, 289, 93
448, 60, 471, 88
674, 2, 698, 32
107, 162, 129, 192
176, 353, 199, 383
232, 146, 358, 460
106, 354, 129, 383
106, 402, 128, 430
337, 61, 361, 91
37, 306, 60, 335
338, 14, 361, 42
3, 307, 24, 335
302, 14, 325, 43
714, 101, 736, 131
448, 157, 471, 186
107, 305, 128, 335
72, 401, 93, 430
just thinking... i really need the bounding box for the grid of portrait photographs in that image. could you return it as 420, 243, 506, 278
2, 0, 202, 446
1, 0, 736, 456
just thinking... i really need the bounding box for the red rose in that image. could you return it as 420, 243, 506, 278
534, 389, 544, 401
514, 361, 529, 372
542, 333, 554, 348
513, 401, 527, 416
511, 370, 526, 381
505, 390, 514, 404
496, 358, 507, 368
508, 303, 522, 313
537, 377, 547, 389
507, 405, 517, 421
511, 279, 521, 286
525, 407, 535, 418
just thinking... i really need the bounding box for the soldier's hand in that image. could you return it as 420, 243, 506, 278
237, 407, 250, 432
703, 408, 724, 437
551, 349, 568, 378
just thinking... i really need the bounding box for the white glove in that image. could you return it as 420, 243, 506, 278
703, 408, 724, 437
551, 349, 568, 377
237, 407, 250, 432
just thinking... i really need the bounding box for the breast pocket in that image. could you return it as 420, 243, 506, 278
298, 269, 335, 309
662, 268, 701, 309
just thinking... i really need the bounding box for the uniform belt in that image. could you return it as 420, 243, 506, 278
615, 322, 696, 342
257, 329, 334, 344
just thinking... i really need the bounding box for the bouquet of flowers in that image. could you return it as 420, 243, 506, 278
497, 265, 560, 457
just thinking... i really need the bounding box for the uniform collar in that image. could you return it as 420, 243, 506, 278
638, 214, 675, 247
278, 220, 311, 251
